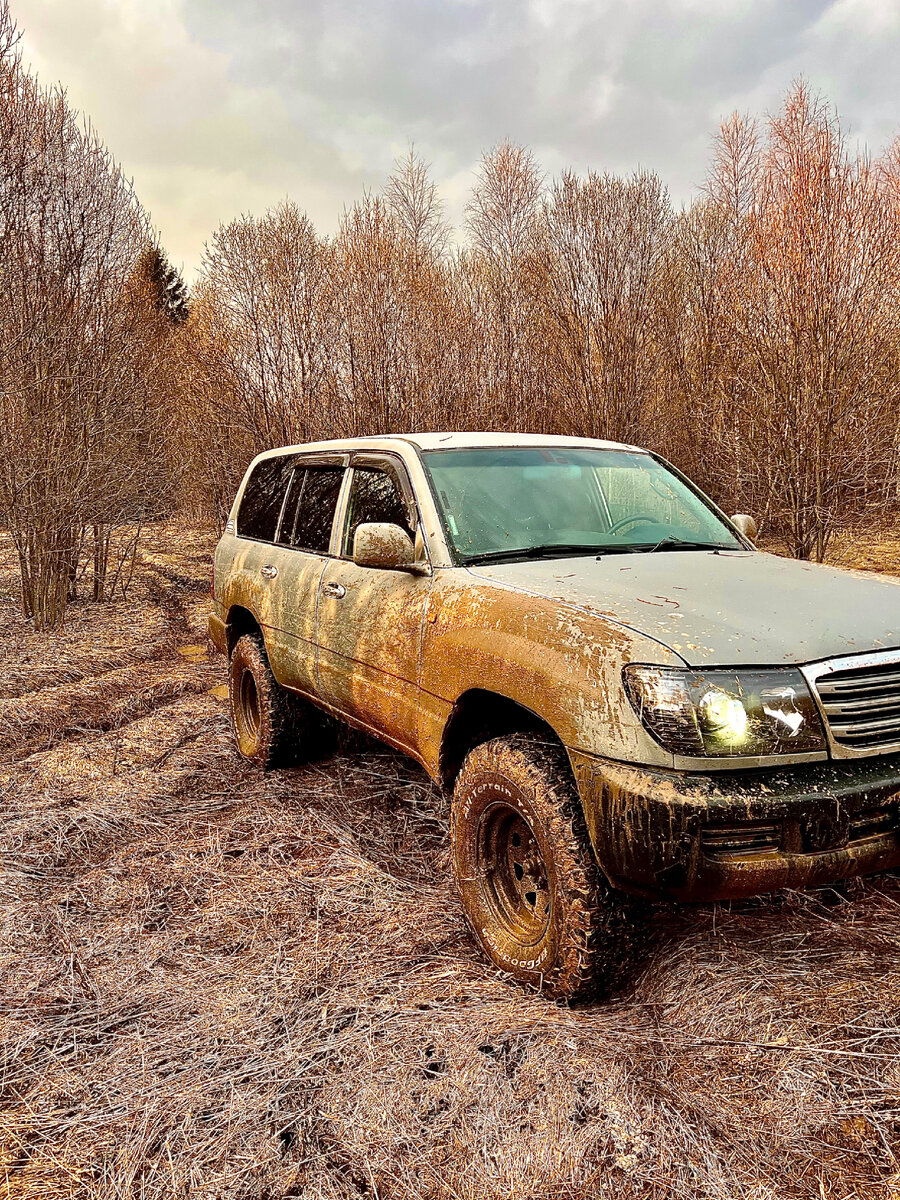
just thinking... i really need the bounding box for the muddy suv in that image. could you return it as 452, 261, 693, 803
210, 433, 900, 999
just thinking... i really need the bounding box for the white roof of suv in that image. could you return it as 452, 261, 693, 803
257, 432, 645, 457
396, 432, 643, 452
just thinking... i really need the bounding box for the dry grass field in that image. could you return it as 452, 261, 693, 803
3, 524, 900, 1199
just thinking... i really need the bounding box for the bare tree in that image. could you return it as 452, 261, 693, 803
0, 1, 172, 625
706, 111, 761, 224
385, 147, 449, 263
329, 193, 470, 434
721, 85, 900, 557
540, 169, 672, 444
464, 143, 549, 429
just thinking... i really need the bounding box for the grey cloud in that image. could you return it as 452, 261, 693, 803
14, 0, 900, 278
181, 0, 881, 204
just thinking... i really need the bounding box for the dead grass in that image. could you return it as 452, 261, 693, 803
758, 526, 900, 577
2, 523, 900, 1199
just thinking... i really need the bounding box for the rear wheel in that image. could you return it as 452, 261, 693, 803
450, 733, 644, 1001
229, 633, 320, 768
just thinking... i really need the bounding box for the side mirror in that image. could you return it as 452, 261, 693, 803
352, 522, 428, 573
731, 513, 758, 542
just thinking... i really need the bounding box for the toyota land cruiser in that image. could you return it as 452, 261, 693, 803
210, 433, 900, 999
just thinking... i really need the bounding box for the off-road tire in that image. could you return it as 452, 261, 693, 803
451, 733, 643, 1001
229, 633, 320, 768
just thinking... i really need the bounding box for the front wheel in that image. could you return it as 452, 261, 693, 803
450, 733, 644, 1001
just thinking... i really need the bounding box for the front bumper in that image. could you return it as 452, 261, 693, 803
571, 750, 900, 901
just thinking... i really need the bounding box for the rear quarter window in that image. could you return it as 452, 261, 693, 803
237, 456, 294, 542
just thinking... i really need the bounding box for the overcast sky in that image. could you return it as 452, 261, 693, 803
13, 0, 900, 282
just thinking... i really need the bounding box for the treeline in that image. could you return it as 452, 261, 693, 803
3, 0, 900, 628
181, 87, 900, 563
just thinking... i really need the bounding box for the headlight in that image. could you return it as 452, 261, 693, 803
623, 665, 827, 757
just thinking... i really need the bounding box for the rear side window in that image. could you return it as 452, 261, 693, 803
281, 466, 344, 554
237, 456, 294, 542
343, 467, 414, 554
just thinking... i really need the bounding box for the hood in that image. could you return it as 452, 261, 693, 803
467, 550, 900, 668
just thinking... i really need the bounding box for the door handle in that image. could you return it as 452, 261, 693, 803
260, 564, 278, 579
322, 581, 346, 599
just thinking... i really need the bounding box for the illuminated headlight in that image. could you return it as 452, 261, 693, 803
623, 665, 827, 757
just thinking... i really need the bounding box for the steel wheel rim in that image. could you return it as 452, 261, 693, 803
238, 667, 261, 740
477, 801, 551, 944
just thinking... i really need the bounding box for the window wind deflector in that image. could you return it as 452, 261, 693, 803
462, 543, 606, 566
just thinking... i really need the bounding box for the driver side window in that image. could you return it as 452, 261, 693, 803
343, 467, 415, 556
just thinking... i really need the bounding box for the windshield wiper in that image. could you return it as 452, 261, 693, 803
593, 544, 647, 557
641, 538, 731, 554
463, 537, 732, 566
462, 543, 605, 566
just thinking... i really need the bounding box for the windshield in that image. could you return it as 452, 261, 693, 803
420, 446, 743, 563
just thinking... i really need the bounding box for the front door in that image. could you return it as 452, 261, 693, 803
315, 457, 432, 755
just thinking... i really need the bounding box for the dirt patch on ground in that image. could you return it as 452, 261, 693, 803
2, 524, 900, 1199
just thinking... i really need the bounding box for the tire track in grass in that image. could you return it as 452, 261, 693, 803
0, 634, 180, 701
0, 659, 219, 764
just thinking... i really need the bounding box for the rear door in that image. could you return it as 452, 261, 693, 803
264, 455, 347, 696
315, 454, 433, 755
227, 453, 296, 643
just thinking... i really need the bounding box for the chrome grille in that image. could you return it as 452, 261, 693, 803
804, 650, 900, 758
816, 663, 900, 748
